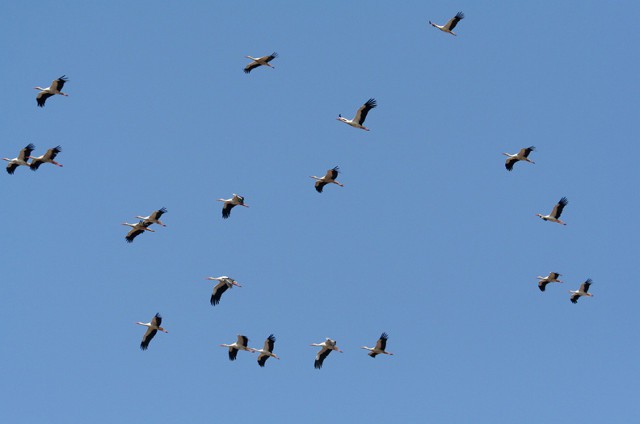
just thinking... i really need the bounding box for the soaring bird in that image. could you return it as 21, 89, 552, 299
244, 52, 278, 74
255, 334, 280, 367
537, 272, 563, 292
35, 75, 68, 107
337, 98, 377, 131
429, 11, 464, 36
310, 166, 344, 193
310, 338, 343, 369
361, 333, 394, 358
206, 276, 242, 306
503, 146, 535, 171
217, 194, 249, 219
3, 143, 35, 174
569, 279, 594, 304
220, 335, 255, 361
30, 146, 63, 171
537, 197, 569, 225
122, 220, 155, 243
136, 313, 168, 350
136, 207, 168, 227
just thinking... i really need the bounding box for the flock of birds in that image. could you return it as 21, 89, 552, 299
6, 11, 595, 370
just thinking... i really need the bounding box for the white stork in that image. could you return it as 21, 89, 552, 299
537, 197, 569, 225
206, 276, 242, 306
217, 194, 249, 219
244, 52, 278, 74
122, 220, 155, 243
3, 143, 35, 174
136, 313, 168, 350
30, 146, 63, 171
537, 272, 563, 292
569, 279, 594, 304
429, 11, 464, 36
220, 335, 255, 361
255, 334, 280, 367
35, 75, 68, 107
136, 207, 168, 227
310, 338, 342, 369
361, 332, 394, 358
310, 166, 344, 193
503, 146, 535, 171
337, 98, 377, 131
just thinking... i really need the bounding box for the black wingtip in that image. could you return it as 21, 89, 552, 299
456, 11, 464, 19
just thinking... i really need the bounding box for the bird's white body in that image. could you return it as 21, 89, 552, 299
217, 194, 249, 219
220, 335, 256, 360
4, 144, 35, 174
429, 12, 464, 36
136, 207, 168, 227
255, 334, 280, 367
537, 197, 568, 225
30, 146, 63, 170
244, 53, 278, 73
311, 338, 343, 369
337, 98, 377, 131
537, 272, 563, 292
503, 146, 535, 171
206, 276, 242, 306
310, 166, 343, 192
361, 333, 393, 357
35, 76, 68, 107
569, 279, 594, 304
136, 313, 168, 350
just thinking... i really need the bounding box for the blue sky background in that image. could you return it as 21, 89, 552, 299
1, 1, 638, 422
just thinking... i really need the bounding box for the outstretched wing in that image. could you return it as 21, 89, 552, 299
551, 197, 568, 218
314, 347, 332, 369
19, 144, 35, 162
505, 157, 518, 171
445, 12, 464, 31
140, 328, 157, 350
51, 75, 68, 91
210, 281, 229, 306
263, 52, 278, 63
37, 92, 54, 107
151, 207, 167, 220
244, 62, 261, 74
222, 203, 235, 219
518, 146, 535, 158
354, 98, 377, 125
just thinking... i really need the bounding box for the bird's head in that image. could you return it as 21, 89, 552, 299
535, 214, 543, 219
336, 115, 346, 123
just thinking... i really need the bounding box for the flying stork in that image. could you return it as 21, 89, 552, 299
310, 166, 344, 193
122, 220, 155, 243
310, 338, 343, 369
337, 98, 377, 131
361, 332, 394, 358
220, 335, 255, 360
536, 197, 569, 225
429, 12, 464, 36
206, 276, 242, 306
136, 313, 168, 350
255, 334, 280, 367
217, 194, 249, 219
3, 143, 35, 174
30, 146, 63, 171
244, 52, 278, 74
503, 146, 535, 171
569, 279, 594, 304
137, 207, 168, 227
35, 75, 68, 107
537, 272, 563, 292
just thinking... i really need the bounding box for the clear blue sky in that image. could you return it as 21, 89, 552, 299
1, 1, 638, 422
